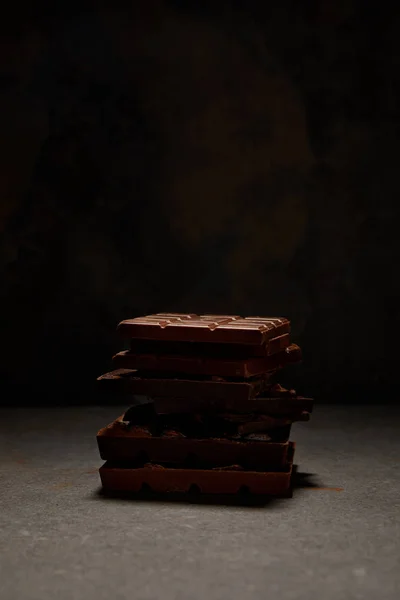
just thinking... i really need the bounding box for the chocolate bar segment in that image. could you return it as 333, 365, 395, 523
97, 369, 265, 401
117, 315, 290, 345
99, 450, 294, 495
97, 370, 313, 415
97, 416, 294, 467
120, 407, 296, 439
112, 343, 301, 378
129, 333, 290, 359
153, 395, 313, 416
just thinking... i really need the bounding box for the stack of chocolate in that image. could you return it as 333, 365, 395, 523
96, 314, 313, 497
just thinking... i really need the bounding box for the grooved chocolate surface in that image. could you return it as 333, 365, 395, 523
99, 450, 294, 495
97, 416, 294, 467
97, 369, 266, 401
117, 314, 290, 345
113, 343, 301, 378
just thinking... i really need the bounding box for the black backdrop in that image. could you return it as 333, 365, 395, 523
1, 0, 399, 405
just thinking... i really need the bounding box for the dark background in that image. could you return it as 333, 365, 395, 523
1, 0, 399, 405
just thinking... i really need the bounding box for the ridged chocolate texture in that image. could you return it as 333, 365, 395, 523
112, 343, 301, 378
99, 446, 294, 496
117, 314, 290, 345
97, 416, 294, 467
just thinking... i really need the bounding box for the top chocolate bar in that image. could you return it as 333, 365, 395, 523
117, 314, 290, 345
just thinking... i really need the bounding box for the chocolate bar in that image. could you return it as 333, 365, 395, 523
220, 413, 309, 434
153, 395, 313, 416
112, 343, 301, 378
97, 371, 313, 415
117, 314, 290, 345
97, 369, 266, 401
99, 447, 294, 495
129, 334, 290, 359
97, 416, 294, 467
121, 403, 307, 432
122, 405, 309, 427
119, 406, 295, 439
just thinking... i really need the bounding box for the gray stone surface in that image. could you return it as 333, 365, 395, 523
0, 405, 399, 600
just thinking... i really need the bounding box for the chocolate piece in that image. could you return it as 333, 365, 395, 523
117, 314, 290, 345
113, 343, 300, 378
97, 370, 313, 415
97, 416, 294, 467
120, 407, 295, 439
99, 448, 294, 495
97, 369, 265, 401
153, 395, 313, 416
129, 333, 290, 359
